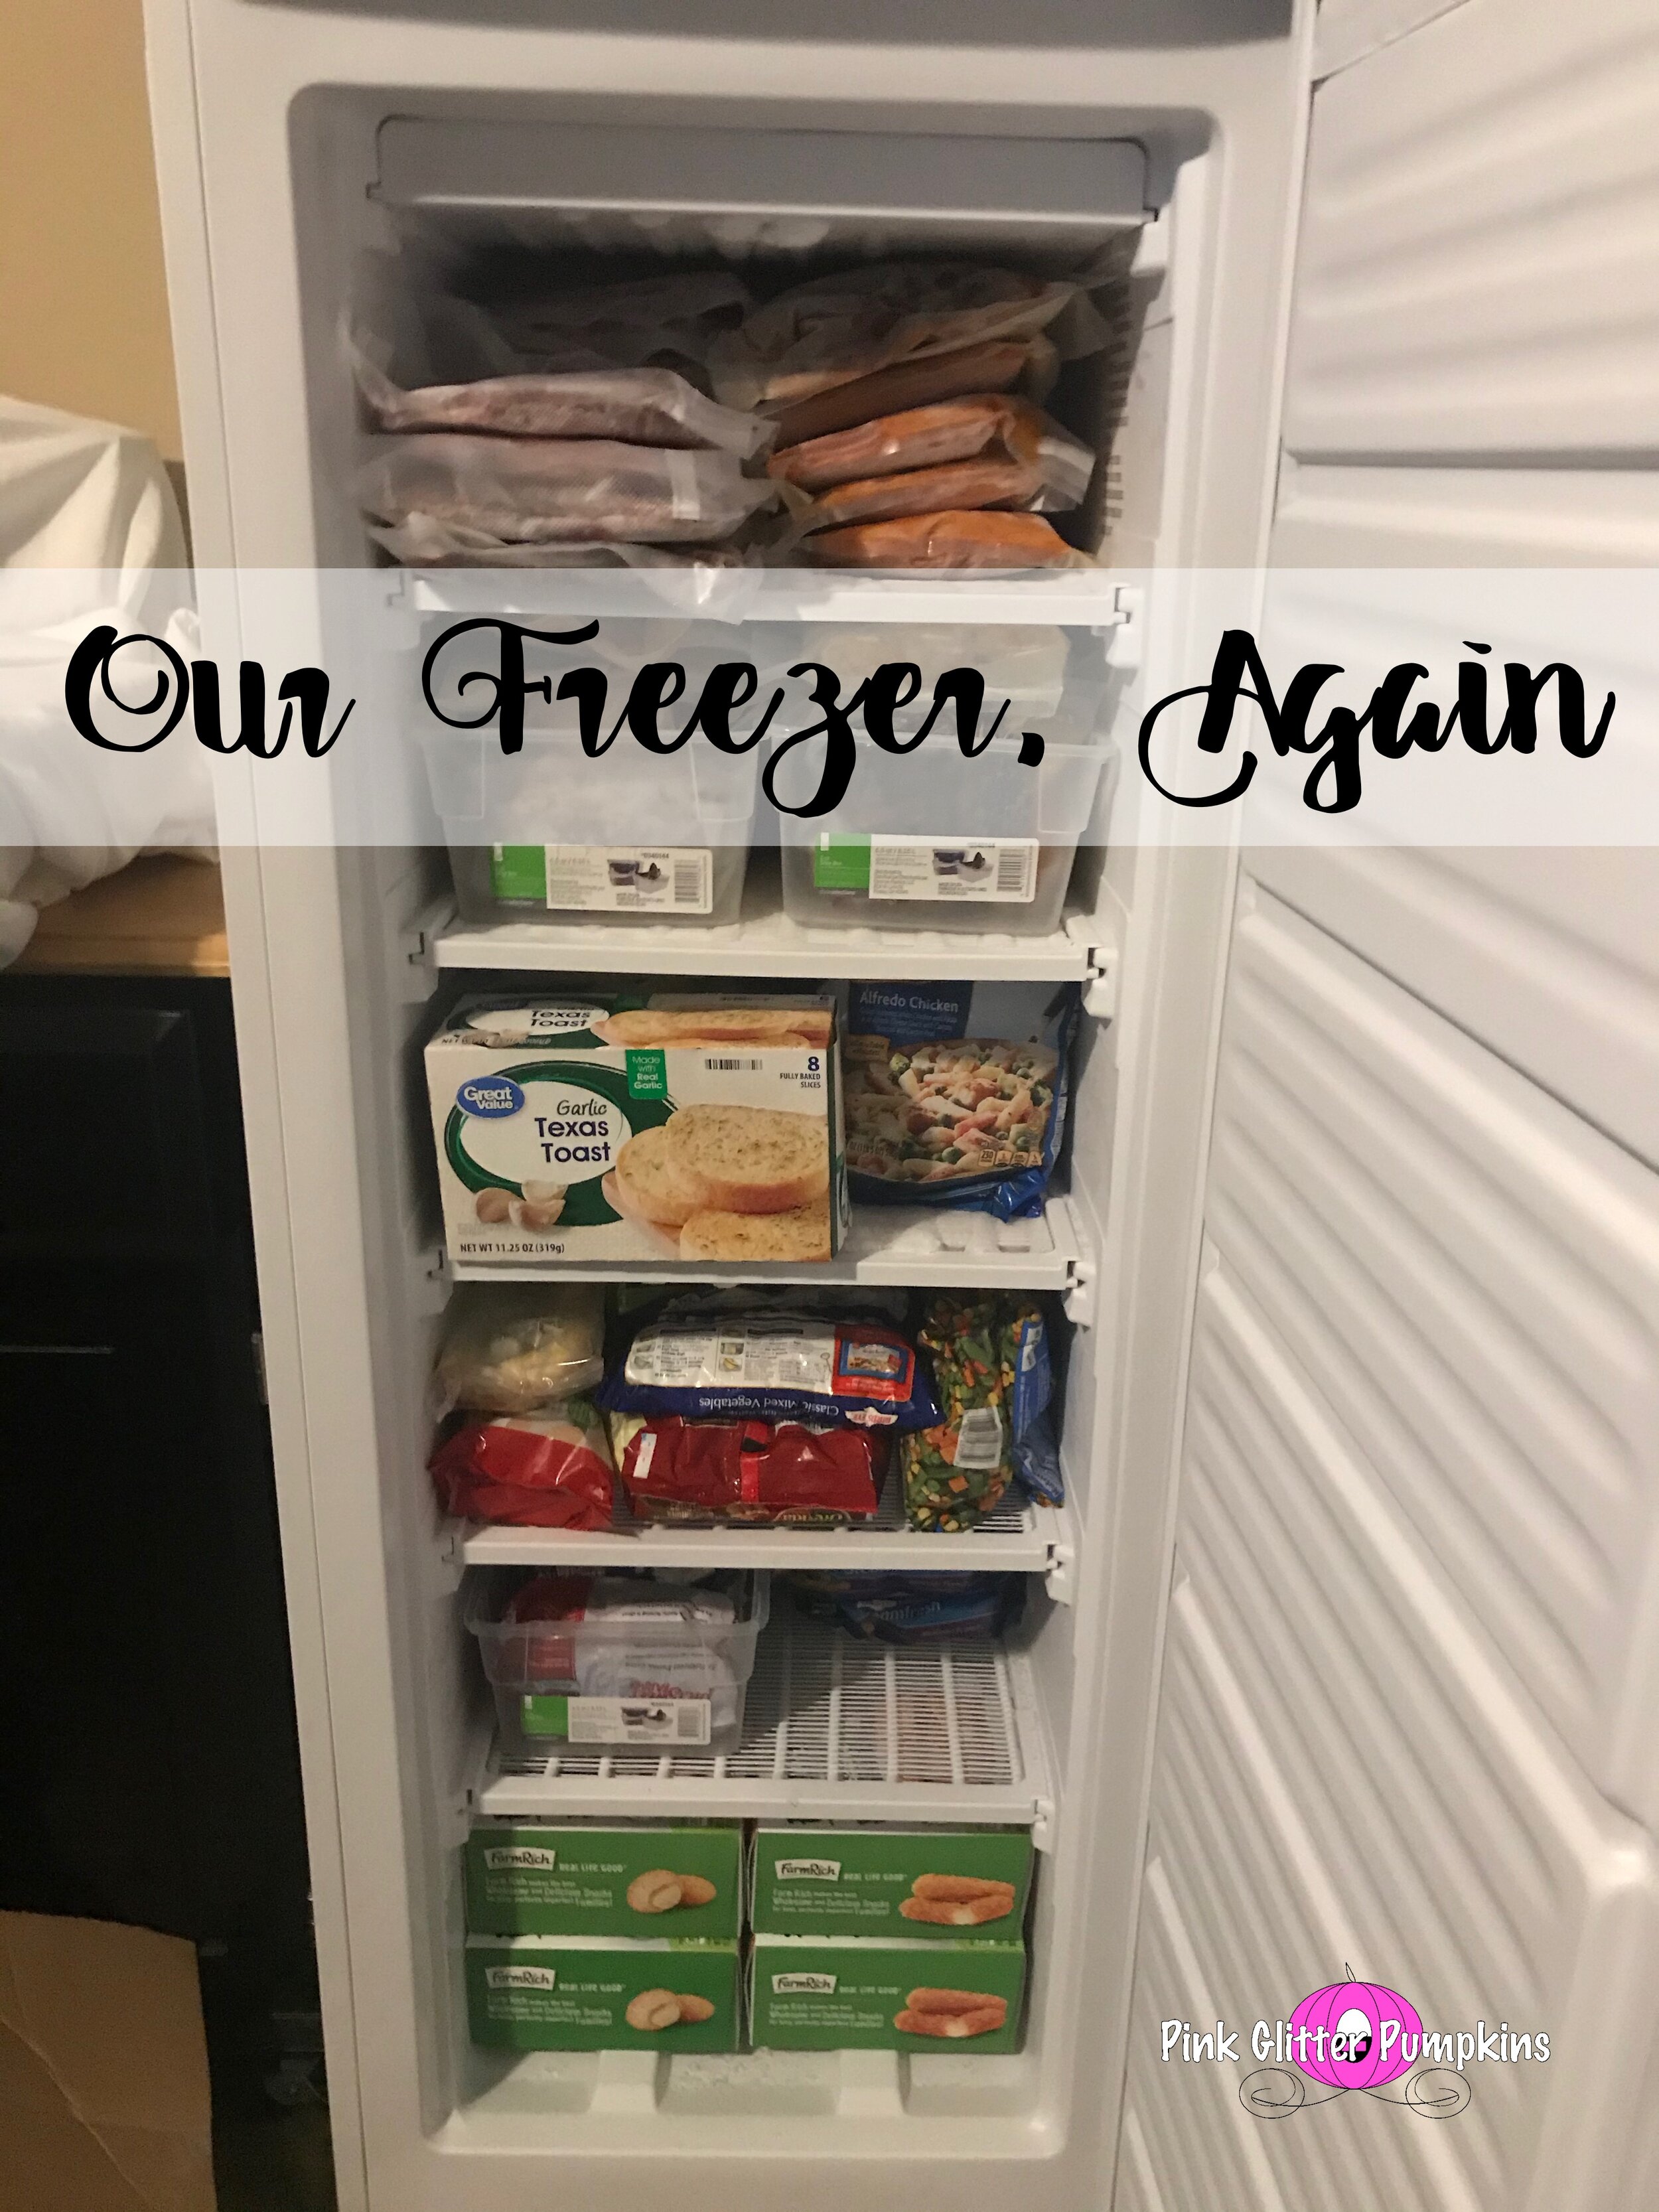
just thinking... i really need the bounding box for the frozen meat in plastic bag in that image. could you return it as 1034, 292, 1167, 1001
770, 396, 1090, 498
491, 271, 754, 373
709, 263, 1098, 411
356, 433, 778, 549
805, 509, 1082, 569
353, 348, 774, 456
775, 401, 1096, 533
764, 336, 1046, 445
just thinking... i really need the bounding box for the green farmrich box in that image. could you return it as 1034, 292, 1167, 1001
467, 1821, 743, 1940
466, 1935, 741, 2052
749, 1825, 1033, 1941
749, 1937, 1025, 2053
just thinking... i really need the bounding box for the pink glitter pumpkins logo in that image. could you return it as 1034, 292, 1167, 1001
1244, 1970, 1473, 2121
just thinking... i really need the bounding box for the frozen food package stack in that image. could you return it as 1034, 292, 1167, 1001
352, 275, 780, 565
709, 263, 1109, 568
427, 1284, 620, 1530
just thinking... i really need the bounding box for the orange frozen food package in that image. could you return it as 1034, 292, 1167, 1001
805, 509, 1080, 569
769, 395, 1035, 492
764, 342, 1034, 447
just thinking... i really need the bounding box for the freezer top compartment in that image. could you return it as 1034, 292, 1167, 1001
373, 117, 1152, 254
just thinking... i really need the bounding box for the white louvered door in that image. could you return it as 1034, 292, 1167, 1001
1114, 3, 1659, 2206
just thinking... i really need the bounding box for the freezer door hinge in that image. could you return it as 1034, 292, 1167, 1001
1031, 1797, 1057, 1852
1063, 1252, 1096, 1329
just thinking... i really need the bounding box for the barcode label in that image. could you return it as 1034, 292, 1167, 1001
565, 1696, 712, 1746
540, 846, 713, 915
867, 836, 1040, 903
704, 1056, 764, 1071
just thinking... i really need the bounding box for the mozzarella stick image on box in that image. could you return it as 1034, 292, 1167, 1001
894, 1987, 1011, 2039
751, 1826, 1032, 1941
749, 1937, 1024, 2052
900, 1874, 1017, 1926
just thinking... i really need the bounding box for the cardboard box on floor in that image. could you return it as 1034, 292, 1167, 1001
0, 1910, 214, 2212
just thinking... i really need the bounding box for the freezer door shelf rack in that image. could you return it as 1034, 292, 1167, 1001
474, 1619, 1055, 1834
455, 1488, 1074, 1578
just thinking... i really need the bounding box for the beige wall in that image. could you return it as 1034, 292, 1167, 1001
0, 0, 182, 461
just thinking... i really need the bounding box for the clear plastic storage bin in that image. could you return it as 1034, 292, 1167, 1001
421, 619, 760, 926
465, 1570, 770, 1755
772, 625, 1110, 936
776, 734, 1112, 936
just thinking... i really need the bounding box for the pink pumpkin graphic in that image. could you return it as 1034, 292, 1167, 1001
1291, 1973, 1423, 2089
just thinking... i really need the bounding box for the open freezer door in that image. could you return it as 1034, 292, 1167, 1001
1114, 4, 1659, 2207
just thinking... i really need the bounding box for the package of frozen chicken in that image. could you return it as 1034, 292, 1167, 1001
425, 994, 846, 1265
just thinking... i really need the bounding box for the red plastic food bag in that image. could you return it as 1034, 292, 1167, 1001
429, 1404, 614, 1530
613, 1414, 885, 1526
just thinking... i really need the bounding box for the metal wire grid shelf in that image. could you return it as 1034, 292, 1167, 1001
476, 1617, 1050, 1826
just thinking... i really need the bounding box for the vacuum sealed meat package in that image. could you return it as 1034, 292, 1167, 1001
490, 271, 755, 374
768, 395, 1088, 497
764, 336, 1043, 445
357, 434, 776, 550
354, 355, 773, 455
709, 262, 1096, 411
429, 1402, 617, 1530
805, 509, 1081, 569
609, 1412, 885, 1526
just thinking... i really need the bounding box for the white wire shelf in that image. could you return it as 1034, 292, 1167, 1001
447, 1193, 1088, 1294
474, 1617, 1054, 1832
433, 862, 1110, 984
457, 1488, 1072, 1576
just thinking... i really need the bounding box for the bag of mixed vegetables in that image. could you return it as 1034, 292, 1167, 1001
902, 1295, 1060, 1532
844, 982, 1077, 1220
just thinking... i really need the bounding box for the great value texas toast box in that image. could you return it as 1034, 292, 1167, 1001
749, 1937, 1024, 2053
749, 1825, 1033, 1941
467, 1935, 740, 2052
425, 994, 846, 1265
466, 1821, 741, 1940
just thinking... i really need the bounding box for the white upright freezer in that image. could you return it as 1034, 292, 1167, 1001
141, 1, 1659, 2207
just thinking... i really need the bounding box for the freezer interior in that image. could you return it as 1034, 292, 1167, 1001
277, 82, 1203, 2195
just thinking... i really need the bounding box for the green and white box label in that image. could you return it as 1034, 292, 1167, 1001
814, 834, 1039, 903
492, 845, 715, 914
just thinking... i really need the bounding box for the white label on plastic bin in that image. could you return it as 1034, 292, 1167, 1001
868, 836, 1039, 903
566, 1697, 712, 1746
543, 846, 713, 915
953, 1406, 1007, 1471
